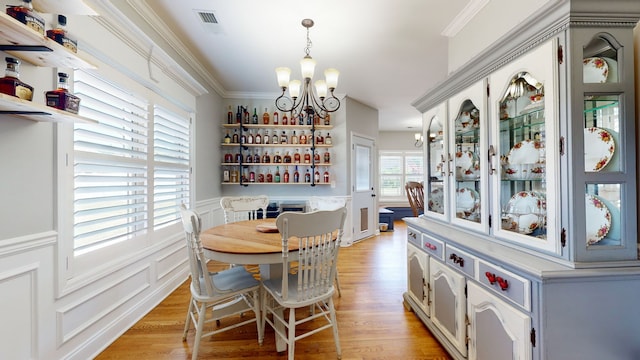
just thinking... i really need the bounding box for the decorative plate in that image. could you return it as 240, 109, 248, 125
455, 150, 474, 171
504, 191, 545, 234
584, 127, 615, 172
507, 139, 543, 165
583, 57, 609, 83
585, 194, 611, 245
428, 187, 444, 214
602, 57, 618, 83
456, 187, 479, 219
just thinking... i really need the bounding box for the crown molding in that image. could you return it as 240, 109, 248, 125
126, 0, 226, 97
84, 0, 208, 97
441, 0, 490, 38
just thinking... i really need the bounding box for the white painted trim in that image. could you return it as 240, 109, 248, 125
441, 0, 491, 38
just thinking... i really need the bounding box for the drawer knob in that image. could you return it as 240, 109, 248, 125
449, 253, 464, 267
485, 271, 496, 284
424, 242, 437, 251
497, 276, 509, 291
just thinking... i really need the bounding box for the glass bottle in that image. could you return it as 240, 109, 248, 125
305, 168, 311, 183
253, 150, 260, 163
227, 105, 233, 124
314, 112, 320, 125
245, 152, 252, 163
314, 152, 320, 164
291, 131, 299, 144
249, 169, 255, 182
252, 108, 258, 124
273, 151, 282, 163
282, 112, 288, 125
262, 151, 271, 163
255, 130, 261, 144
236, 106, 242, 123
232, 129, 239, 143
293, 166, 300, 183
46, 15, 78, 53
0, 57, 33, 101
280, 131, 288, 144
235, 152, 242, 163
304, 149, 311, 164
316, 132, 324, 144
294, 149, 301, 163
283, 151, 292, 163
6, 0, 44, 35
240, 132, 246, 144
224, 151, 232, 163
263, 107, 270, 124
246, 130, 253, 144
266, 169, 273, 183
243, 106, 249, 124
272, 131, 279, 145
324, 113, 331, 126
299, 131, 307, 144
324, 149, 331, 163
274, 166, 281, 183
300, 112, 306, 125
273, 111, 279, 125
224, 130, 231, 144
258, 172, 265, 183
314, 168, 321, 182
323, 168, 330, 183
325, 132, 332, 145
283, 166, 290, 183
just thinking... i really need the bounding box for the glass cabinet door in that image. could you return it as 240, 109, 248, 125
424, 102, 448, 220
490, 39, 560, 255
448, 80, 488, 232
578, 31, 637, 261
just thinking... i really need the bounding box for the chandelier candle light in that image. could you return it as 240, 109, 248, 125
275, 18, 341, 120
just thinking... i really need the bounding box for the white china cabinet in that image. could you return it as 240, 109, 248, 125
405, 1, 640, 360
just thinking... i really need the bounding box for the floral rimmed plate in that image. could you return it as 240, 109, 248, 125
583, 57, 609, 83
428, 187, 444, 214
456, 187, 479, 220
455, 150, 474, 171
585, 194, 611, 245
584, 127, 615, 172
507, 139, 543, 165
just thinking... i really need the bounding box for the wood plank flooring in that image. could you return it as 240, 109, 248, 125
95, 221, 451, 360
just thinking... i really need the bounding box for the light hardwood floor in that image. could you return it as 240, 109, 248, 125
96, 221, 451, 360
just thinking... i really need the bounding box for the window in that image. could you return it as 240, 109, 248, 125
72, 70, 190, 255
379, 151, 423, 201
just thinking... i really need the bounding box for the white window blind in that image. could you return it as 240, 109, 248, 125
73, 70, 149, 254
153, 106, 190, 229
379, 151, 424, 200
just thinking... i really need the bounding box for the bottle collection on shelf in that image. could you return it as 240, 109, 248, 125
223, 128, 332, 146
223, 165, 331, 185
227, 105, 331, 126
1, 1, 81, 113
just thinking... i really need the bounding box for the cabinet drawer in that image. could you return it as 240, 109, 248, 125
477, 261, 531, 311
407, 227, 421, 247
422, 233, 444, 261
445, 245, 475, 277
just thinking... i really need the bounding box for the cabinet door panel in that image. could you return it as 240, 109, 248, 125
467, 282, 531, 360
430, 260, 467, 356
407, 242, 429, 315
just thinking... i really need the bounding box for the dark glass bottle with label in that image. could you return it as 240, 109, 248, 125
6, 0, 45, 35
45, 72, 81, 113
0, 57, 33, 101
46, 15, 78, 53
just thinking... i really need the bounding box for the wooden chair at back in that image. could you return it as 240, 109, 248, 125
220, 195, 270, 223
261, 207, 348, 360
405, 181, 424, 217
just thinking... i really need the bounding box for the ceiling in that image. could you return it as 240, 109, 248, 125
146, 0, 473, 131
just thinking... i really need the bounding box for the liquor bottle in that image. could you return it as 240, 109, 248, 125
282, 112, 288, 125
314, 168, 321, 182
224, 152, 233, 163
324, 113, 331, 126
258, 172, 265, 183
252, 108, 258, 124
306, 112, 312, 125
45, 72, 79, 112
266, 169, 273, 183
299, 131, 307, 144
261, 151, 271, 163
304, 149, 311, 164
283, 167, 290, 183
293, 166, 300, 183
255, 131, 261, 144
236, 106, 242, 123
274, 166, 281, 183
293, 149, 301, 163
0, 57, 33, 101
263, 130, 270, 144
283, 151, 292, 163
314, 112, 320, 125
240, 132, 246, 144
324, 149, 331, 163
253, 150, 260, 163
230, 170, 239, 183
245, 153, 252, 163
272, 131, 279, 144
273, 111, 279, 125
291, 131, 299, 144
232, 129, 239, 143
325, 132, 332, 145
235, 152, 242, 163
304, 169, 311, 183
227, 105, 233, 124
243, 106, 249, 124
280, 131, 288, 144
263, 107, 270, 124
46, 15, 77, 53
249, 170, 256, 182
299, 112, 305, 125
323, 168, 330, 183
314, 152, 320, 164
316, 132, 324, 144
273, 151, 282, 163
223, 130, 231, 144
6, 0, 44, 35
246, 130, 253, 144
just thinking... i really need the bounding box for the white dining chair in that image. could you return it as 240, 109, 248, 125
180, 207, 263, 360
220, 195, 270, 223
308, 196, 346, 297
261, 207, 347, 360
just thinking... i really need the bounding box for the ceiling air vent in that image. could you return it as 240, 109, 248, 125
194, 9, 223, 34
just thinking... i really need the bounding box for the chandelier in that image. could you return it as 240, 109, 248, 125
274, 19, 341, 120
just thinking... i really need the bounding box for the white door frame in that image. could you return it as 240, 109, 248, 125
350, 132, 377, 242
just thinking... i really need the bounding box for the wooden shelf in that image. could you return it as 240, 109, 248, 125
222, 143, 332, 148
222, 182, 330, 186
0, 93, 96, 124
222, 162, 332, 166
0, 12, 96, 69
223, 123, 333, 130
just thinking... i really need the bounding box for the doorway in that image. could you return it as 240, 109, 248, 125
351, 133, 376, 242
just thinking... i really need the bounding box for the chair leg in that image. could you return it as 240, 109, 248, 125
335, 270, 342, 297
192, 301, 207, 360
288, 307, 296, 360
255, 288, 264, 345
328, 297, 342, 359
183, 297, 194, 341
